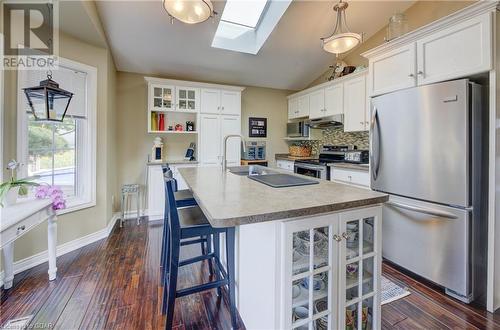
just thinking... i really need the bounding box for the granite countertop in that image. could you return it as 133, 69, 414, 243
147, 159, 199, 166
178, 167, 388, 228
328, 163, 370, 172
275, 153, 318, 161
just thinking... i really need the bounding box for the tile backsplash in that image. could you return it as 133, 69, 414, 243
296, 127, 369, 154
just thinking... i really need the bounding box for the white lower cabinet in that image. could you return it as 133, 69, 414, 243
331, 168, 370, 188
199, 114, 241, 167
277, 159, 295, 172
282, 207, 382, 330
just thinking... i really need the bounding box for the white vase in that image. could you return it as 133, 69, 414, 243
4, 186, 20, 206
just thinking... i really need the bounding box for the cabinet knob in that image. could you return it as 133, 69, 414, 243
342, 232, 350, 240
222, 106, 225, 110
360, 121, 364, 125
408, 73, 414, 77
17, 225, 26, 234
333, 234, 342, 242
417, 71, 424, 75
348, 175, 352, 180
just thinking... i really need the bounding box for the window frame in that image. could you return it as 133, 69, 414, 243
17, 57, 97, 215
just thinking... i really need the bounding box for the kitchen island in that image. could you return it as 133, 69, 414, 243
178, 166, 388, 330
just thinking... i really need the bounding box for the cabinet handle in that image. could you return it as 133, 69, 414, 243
217, 106, 220, 110
348, 175, 352, 180
408, 73, 414, 77
360, 121, 364, 125
222, 106, 225, 110
17, 225, 26, 234
342, 232, 350, 240
417, 71, 424, 75
333, 234, 342, 242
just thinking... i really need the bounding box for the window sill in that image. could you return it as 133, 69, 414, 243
56, 197, 96, 216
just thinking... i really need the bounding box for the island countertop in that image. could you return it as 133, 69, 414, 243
178, 167, 388, 227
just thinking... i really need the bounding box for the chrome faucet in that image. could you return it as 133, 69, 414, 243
222, 134, 246, 171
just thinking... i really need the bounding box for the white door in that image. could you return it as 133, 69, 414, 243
297, 95, 310, 118
288, 98, 299, 120
416, 13, 492, 86
150, 84, 175, 111
176, 86, 199, 112
369, 43, 416, 96
309, 89, 325, 119
324, 84, 343, 117
344, 76, 367, 132
221, 91, 241, 115
199, 114, 221, 166
220, 115, 241, 167
201, 88, 221, 114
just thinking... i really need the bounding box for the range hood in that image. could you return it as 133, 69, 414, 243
307, 114, 344, 129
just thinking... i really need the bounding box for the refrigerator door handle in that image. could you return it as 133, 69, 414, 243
387, 201, 459, 219
370, 107, 380, 181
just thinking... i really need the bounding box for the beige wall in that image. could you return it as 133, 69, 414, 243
309, 0, 475, 87
2, 31, 117, 263
115, 72, 290, 191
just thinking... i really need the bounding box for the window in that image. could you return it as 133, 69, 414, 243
18, 57, 97, 214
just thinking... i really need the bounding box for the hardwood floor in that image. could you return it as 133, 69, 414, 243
1, 219, 499, 329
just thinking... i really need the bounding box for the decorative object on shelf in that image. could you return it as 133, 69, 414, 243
345, 305, 357, 330
184, 142, 196, 161
163, 0, 217, 24
35, 185, 66, 210
346, 262, 359, 277
353, 65, 366, 73
151, 137, 164, 162
385, 13, 408, 42
327, 60, 346, 81
174, 123, 184, 131
248, 117, 267, 138
158, 113, 165, 131
321, 0, 363, 54
185, 121, 195, 131
0, 160, 39, 206
289, 143, 312, 157
23, 71, 74, 122
168, 125, 173, 131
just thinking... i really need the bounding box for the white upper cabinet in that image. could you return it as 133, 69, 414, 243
150, 84, 175, 111
297, 95, 310, 118
221, 91, 241, 115
176, 86, 199, 111
324, 83, 343, 117
416, 12, 492, 86
199, 114, 221, 166
308, 89, 325, 119
288, 98, 299, 119
201, 89, 241, 116
344, 75, 368, 132
368, 43, 416, 97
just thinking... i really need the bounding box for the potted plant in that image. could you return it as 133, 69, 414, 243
0, 160, 39, 206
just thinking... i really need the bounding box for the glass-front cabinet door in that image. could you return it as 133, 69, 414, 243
176, 87, 198, 111
283, 215, 339, 330
150, 84, 175, 111
339, 207, 381, 330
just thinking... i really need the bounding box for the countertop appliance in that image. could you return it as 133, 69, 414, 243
294, 145, 354, 180
241, 141, 266, 160
248, 173, 319, 188
371, 79, 487, 304
287, 121, 309, 138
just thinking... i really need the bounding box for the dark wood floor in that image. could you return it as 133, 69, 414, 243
1, 219, 499, 329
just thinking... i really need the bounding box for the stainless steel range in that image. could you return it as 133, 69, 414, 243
294, 145, 352, 180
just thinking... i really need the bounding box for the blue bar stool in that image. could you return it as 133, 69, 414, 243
162, 178, 238, 330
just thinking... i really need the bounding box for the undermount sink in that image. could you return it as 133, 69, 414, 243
228, 165, 278, 176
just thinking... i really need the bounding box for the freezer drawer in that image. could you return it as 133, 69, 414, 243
382, 195, 471, 297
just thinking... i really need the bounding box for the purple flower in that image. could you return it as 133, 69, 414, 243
35, 185, 66, 210
35, 185, 49, 198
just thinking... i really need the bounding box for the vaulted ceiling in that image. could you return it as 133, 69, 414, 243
94, 0, 414, 90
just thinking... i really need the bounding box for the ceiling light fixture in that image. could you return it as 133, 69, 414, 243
163, 0, 217, 24
321, 0, 362, 55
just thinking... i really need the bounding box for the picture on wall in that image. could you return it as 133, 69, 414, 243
249, 117, 267, 138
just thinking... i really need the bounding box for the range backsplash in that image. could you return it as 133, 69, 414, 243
297, 127, 369, 154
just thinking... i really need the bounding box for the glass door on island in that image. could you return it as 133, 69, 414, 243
177, 87, 198, 111
340, 211, 380, 330
151, 84, 175, 111
285, 217, 338, 330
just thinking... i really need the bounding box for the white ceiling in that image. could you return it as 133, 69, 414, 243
95, 0, 414, 90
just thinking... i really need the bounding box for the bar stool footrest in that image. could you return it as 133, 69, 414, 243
176, 279, 229, 298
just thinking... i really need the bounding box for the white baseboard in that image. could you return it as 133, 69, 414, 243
0, 213, 120, 288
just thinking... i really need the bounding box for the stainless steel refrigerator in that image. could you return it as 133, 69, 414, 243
370, 79, 487, 303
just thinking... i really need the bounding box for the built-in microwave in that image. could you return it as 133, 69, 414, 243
287, 121, 309, 138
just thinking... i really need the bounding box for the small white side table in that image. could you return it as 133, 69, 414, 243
0, 199, 57, 289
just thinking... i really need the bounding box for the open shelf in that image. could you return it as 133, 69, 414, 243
346, 270, 372, 290
292, 285, 328, 308
346, 240, 374, 261
149, 130, 198, 134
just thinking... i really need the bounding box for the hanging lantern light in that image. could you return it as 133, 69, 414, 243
321, 0, 362, 55
23, 72, 73, 122
163, 0, 217, 24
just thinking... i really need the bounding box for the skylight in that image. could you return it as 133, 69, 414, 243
221, 0, 268, 28
212, 0, 292, 55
